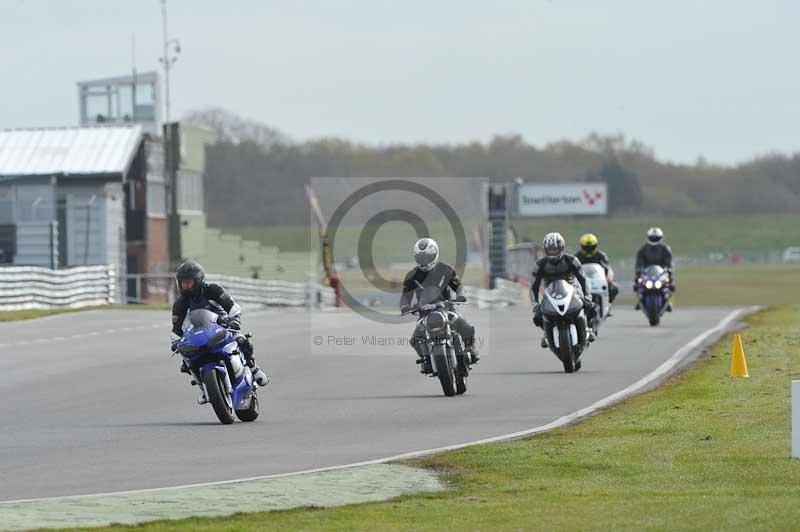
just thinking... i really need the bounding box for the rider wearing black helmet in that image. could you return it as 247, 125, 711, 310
171, 260, 268, 404
400, 238, 479, 373
531, 232, 596, 348
634, 227, 675, 310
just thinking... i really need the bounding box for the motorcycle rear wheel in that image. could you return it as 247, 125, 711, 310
455, 357, 468, 395
236, 390, 259, 422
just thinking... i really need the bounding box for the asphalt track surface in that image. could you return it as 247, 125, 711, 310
0, 306, 732, 501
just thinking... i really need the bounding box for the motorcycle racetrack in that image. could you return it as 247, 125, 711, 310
0, 306, 734, 501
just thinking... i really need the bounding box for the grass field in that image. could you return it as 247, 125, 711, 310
64, 305, 800, 531
668, 264, 800, 307
226, 213, 800, 263
510, 213, 800, 260
334, 264, 800, 309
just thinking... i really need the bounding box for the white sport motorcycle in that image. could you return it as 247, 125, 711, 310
582, 263, 612, 336
538, 280, 590, 373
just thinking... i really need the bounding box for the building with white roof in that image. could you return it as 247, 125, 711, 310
0, 125, 167, 291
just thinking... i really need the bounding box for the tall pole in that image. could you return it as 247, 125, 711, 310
159, 0, 180, 124
161, 0, 171, 123
159, 0, 181, 266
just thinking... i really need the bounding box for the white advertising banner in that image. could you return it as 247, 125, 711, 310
517, 183, 608, 216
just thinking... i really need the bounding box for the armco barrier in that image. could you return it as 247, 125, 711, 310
205, 274, 338, 309
466, 278, 526, 309
4, 265, 501, 312
0, 265, 117, 311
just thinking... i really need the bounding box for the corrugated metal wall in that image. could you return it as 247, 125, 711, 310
63, 183, 123, 269
0, 182, 58, 267
15, 222, 56, 267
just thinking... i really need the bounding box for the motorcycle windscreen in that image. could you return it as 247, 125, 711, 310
546, 279, 573, 300
642, 265, 665, 279
418, 285, 445, 306
187, 309, 219, 330
582, 263, 604, 279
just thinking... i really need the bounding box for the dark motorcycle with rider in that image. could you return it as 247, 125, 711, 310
400, 238, 479, 396
633, 227, 675, 326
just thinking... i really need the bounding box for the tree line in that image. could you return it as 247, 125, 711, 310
193, 111, 800, 227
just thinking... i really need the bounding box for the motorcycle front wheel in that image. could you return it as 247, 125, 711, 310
558, 325, 576, 374
644, 295, 661, 326
432, 344, 457, 397
202, 370, 236, 424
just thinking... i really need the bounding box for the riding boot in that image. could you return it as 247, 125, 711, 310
412, 341, 431, 373
238, 334, 269, 386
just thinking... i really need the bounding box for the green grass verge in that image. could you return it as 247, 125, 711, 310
510, 213, 800, 260
61, 305, 800, 531
0, 304, 170, 322
670, 264, 800, 307
612, 264, 800, 307
226, 213, 800, 261
336, 264, 800, 307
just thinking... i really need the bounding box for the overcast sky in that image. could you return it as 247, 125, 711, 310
2, 0, 798, 165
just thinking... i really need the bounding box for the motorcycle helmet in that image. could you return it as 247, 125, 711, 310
175, 260, 205, 298
646, 227, 664, 245
579, 233, 599, 256
542, 232, 566, 263
413, 238, 439, 272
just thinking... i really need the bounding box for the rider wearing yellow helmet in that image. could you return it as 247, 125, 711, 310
575, 233, 619, 302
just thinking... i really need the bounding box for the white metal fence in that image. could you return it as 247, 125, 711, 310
0, 265, 117, 311
466, 278, 526, 309
205, 274, 338, 309
120, 273, 337, 309
0, 266, 530, 313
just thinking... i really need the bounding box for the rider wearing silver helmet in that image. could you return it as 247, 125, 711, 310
634, 227, 675, 310
400, 238, 480, 373
531, 232, 596, 348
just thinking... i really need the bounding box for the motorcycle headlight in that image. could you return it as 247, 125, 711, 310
637, 277, 643, 284
425, 312, 446, 332
655, 281, 662, 289
645, 280, 654, 289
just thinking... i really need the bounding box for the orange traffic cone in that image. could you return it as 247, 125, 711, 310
730, 334, 749, 378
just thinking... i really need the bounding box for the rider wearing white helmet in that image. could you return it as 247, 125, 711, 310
531, 232, 596, 348
634, 227, 675, 309
400, 238, 479, 373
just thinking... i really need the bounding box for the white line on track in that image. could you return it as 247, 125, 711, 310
1, 323, 164, 348
0, 306, 759, 505
0, 307, 293, 350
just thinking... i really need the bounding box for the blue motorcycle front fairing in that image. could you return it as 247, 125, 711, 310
178, 320, 255, 411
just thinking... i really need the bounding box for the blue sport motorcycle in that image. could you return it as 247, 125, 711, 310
635, 265, 672, 326
174, 309, 259, 424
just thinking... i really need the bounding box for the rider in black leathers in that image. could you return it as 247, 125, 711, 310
532, 232, 596, 348
400, 238, 479, 373
634, 227, 675, 309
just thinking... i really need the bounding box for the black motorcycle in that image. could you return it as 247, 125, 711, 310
538, 279, 589, 373
402, 286, 471, 397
